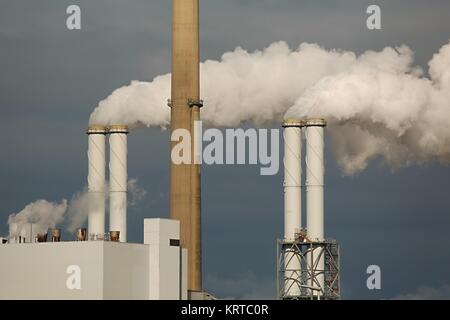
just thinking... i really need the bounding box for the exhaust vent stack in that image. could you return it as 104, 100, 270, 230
109, 125, 129, 242
305, 118, 327, 297
282, 119, 305, 298
87, 125, 107, 240
76, 228, 87, 241
51, 229, 61, 242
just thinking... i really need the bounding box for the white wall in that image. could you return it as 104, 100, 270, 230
0, 218, 187, 300
144, 218, 187, 300
103, 243, 149, 299
0, 242, 104, 299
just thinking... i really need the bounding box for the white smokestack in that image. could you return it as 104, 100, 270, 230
87, 125, 107, 239
305, 118, 326, 297
282, 119, 304, 298
283, 119, 304, 240
305, 119, 326, 241
109, 125, 129, 242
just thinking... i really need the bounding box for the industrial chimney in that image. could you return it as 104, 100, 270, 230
282, 119, 304, 297
283, 119, 304, 240
305, 118, 326, 241
87, 125, 107, 239
109, 125, 129, 242
170, 0, 202, 294
305, 118, 327, 296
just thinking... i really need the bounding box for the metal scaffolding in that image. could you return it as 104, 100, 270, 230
276, 236, 340, 300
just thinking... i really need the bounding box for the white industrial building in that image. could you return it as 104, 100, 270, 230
0, 218, 187, 300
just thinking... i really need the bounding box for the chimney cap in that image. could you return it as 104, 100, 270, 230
87, 125, 108, 134
305, 118, 327, 127
282, 119, 306, 128
109, 125, 129, 134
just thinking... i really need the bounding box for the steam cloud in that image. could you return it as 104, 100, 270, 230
8, 200, 67, 238
90, 40, 450, 174
66, 178, 147, 232
7, 179, 146, 236
66, 188, 90, 233
285, 43, 450, 174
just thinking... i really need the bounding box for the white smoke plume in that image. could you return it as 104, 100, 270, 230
90, 40, 450, 174
66, 179, 147, 232
90, 75, 171, 129
286, 43, 450, 174
8, 199, 68, 238
8, 179, 147, 236
127, 178, 147, 206
89, 41, 356, 128
66, 188, 91, 233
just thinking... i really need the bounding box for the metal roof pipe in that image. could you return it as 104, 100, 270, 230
305, 118, 327, 297
36, 233, 48, 243
76, 228, 87, 241
109, 125, 129, 243
109, 231, 120, 242
51, 228, 61, 242
87, 125, 107, 240
282, 119, 305, 298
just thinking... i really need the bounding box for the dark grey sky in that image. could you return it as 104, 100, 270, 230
1, 0, 450, 299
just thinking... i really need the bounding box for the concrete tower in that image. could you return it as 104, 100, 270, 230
170, 0, 202, 293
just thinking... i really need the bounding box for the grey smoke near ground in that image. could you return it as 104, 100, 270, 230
9, 179, 147, 235
8, 199, 68, 237
90, 40, 450, 175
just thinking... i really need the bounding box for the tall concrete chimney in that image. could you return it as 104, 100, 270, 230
109, 125, 129, 242
87, 125, 107, 239
170, 0, 202, 293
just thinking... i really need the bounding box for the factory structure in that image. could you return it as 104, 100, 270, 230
277, 119, 340, 300
0, 122, 189, 299
0, 0, 340, 300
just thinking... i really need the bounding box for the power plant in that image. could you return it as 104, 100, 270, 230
0, 0, 213, 300
0, 0, 341, 300
1, 123, 189, 299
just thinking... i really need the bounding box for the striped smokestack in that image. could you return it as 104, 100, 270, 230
305, 118, 327, 297
282, 119, 304, 298
87, 125, 107, 239
109, 125, 129, 242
